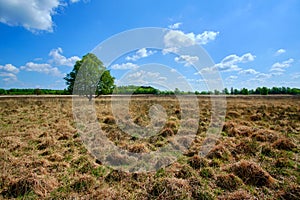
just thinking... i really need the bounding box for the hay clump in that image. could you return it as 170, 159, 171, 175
229, 160, 275, 187
272, 138, 296, 151
216, 173, 243, 191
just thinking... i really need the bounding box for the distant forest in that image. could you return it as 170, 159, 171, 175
0, 86, 300, 95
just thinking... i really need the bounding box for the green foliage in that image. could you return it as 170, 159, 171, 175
115, 85, 159, 94
0, 88, 7, 95
241, 88, 249, 95
64, 53, 115, 100
260, 87, 269, 95
1, 85, 300, 96
34, 88, 42, 95
223, 87, 229, 95
98, 70, 115, 95
0, 88, 68, 95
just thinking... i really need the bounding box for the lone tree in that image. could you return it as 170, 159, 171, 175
64, 53, 115, 101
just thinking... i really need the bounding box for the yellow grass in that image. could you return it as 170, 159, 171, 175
0, 95, 299, 199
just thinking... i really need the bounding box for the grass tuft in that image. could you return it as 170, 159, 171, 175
229, 160, 275, 187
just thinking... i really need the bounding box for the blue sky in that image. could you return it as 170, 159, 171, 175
0, 0, 299, 91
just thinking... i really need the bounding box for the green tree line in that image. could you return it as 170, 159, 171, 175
1, 86, 299, 96
0, 88, 69, 95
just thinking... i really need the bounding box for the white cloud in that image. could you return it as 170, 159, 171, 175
168, 22, 182, 29
200, 53, 256, 73
20, 62, 63, 77
49, 47, 80, 67
239, 68, 259, 75
215, 53, 255, 71
0, 64, 19, 73
274, 48, 286, 56
195, 31, 219, 45
174, 55, 199, 66
0, 72, 17, 82
0, 0, 62, 32
125, 48, 156, 61
128, 70, 160, 79
158, 76, 167, 81
70, 0, 80, 3
255, 73, 272, 79
291, 72, 300, 79
270, 58, 294, 72
110, 62, 139, 70
226, 75, 238, 80
162, 47, 178, 55
163, 30, 219, 51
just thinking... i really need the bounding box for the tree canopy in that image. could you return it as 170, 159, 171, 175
64, 53, 115, 101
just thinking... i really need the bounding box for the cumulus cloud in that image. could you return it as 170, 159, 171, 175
274, 48, 286, 56
0, 0, 63, 32
110, 62, 139, 70
163, 30, 219, 52
195, 31, 219, 45
0, 72, 17, 82
174, 55, 199, 66
0, 64, 19, 73
239, 68, 259, 75
168, 22, 182, 29
125, 48, 156, 61
270, 58, 294, 72
199, 53, 255, 73
215, 53, 255, 71
20, 62, 63, 77
49, 47, 80, 67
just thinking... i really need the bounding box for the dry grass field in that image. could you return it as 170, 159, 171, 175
0, 95, 299, 199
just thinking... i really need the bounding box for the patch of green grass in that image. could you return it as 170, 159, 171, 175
155, 168, 166, 178
200, 167, 214, 178
92, 166, 109, 178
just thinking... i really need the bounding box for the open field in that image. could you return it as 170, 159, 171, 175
0, 95, 299, 199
